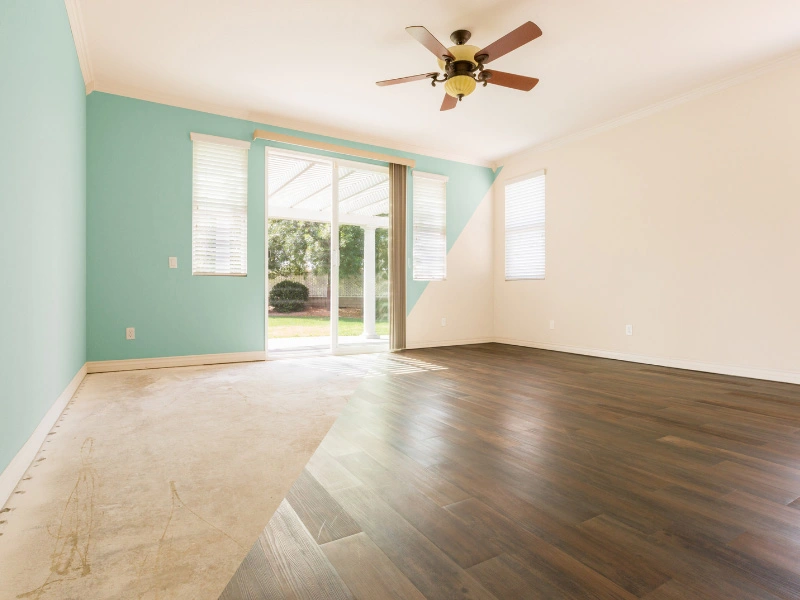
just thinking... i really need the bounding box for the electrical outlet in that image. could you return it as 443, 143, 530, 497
126, 327, 135, 340
441, 317, 447, 327
626, 324, 633, 336
169, 257, 178, 269
549, 319, 555, 330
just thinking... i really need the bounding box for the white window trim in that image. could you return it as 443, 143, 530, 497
190, 132, 251, 149
505, 168, 545, 186
413, 171, 449, 183
505, 169, 546, 281
412, 170, 448, 282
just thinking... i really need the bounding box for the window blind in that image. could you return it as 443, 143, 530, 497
412, 171, 447, 281
505, 170, 545, 280
191, 134, 250, 276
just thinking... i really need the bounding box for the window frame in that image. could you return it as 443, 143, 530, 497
190, 133, 251, 277
411, 170, 448, 282
504, 169, 546, 281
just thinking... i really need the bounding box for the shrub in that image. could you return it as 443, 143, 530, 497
269, 280, 310, 313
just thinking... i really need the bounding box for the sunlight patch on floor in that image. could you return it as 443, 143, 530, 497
307, 353, 448, 378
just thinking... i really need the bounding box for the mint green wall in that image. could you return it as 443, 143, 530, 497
86, 92, 496, 361
0, 1, 86, 472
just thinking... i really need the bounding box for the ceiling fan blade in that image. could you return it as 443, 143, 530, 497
440, 93, 458, 111
376, 73, 438, 86
485, 70, 539, 91
406, 26, 454, 60
477, 21, 542, 64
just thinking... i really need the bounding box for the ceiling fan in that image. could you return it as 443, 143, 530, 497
376, 22, 542, 111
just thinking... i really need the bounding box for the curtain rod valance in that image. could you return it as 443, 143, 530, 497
252, 129, 415, 168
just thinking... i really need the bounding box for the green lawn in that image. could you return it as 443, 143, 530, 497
268, 316, 389, 338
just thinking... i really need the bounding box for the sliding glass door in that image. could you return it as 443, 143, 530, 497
266, 149, 390, 354
336, 161, 390, 349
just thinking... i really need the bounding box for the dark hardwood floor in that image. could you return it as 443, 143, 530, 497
220, 343, 800, 600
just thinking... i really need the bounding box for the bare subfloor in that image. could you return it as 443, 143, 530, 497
0, 354, 418, 600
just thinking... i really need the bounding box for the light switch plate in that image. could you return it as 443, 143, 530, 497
169, 257, 178, 269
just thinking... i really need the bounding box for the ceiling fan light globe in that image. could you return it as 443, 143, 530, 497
437, 44, 480, 70
445, 75, 476, 99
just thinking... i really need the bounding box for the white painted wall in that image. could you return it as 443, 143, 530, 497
407, 187, 495, 348
493, 60, 800, 382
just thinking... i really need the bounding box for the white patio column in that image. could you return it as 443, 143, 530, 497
363, 226, 378, 338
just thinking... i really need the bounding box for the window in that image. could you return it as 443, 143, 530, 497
191, 133, 250, 275
412, 171, 447, 281
505, 170, 545, 280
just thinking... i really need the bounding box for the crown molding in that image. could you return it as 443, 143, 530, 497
495, 48, 800, 167
64, 0, 94, 92
89, 79, 494, 168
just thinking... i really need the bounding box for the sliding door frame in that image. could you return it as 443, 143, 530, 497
330, 163, 340, 351
264, 148, 390, 356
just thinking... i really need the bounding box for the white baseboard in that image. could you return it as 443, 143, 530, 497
0, 363, 88, 509
495, 338, 800, 385
405, 337, 494, 350
86, 351, 266, 373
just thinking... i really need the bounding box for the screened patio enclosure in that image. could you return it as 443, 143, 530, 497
266, 148, 390, 352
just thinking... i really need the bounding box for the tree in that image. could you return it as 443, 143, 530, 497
269, 220, 389, 281
338, 225, 364, 280
375, 228, 388, 280
268, 219, 331, 277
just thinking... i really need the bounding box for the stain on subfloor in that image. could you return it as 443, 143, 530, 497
18, 437, 97, 599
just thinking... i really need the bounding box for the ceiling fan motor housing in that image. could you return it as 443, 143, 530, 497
450, 29, 471, 45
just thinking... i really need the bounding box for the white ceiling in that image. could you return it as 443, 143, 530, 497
79, 0, 800, 164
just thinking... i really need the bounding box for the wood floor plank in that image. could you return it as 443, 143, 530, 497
641, 576, 786, 600
321, 532, 427, 600
659, 526, 800, 599
659, 435, 800, 484
431, 455, 604, 525
285, 469, 362, 545
372, 480, 502, 569
258, 500, 354, 599
334, 450, 397, 489
447, 497, 642, 600
331, 485, 499, 600
729, 531, 800, 578
710, 460, 800, 504
582, 513, 794, 600
467, 553, 565, 600
332, 422, 470, 505
720, 489, 800, 540
304, 447, 362, 492
319, 428, 361, 457
219, 539, 286, 600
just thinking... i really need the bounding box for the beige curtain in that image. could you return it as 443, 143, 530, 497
389, 163, 407, 351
